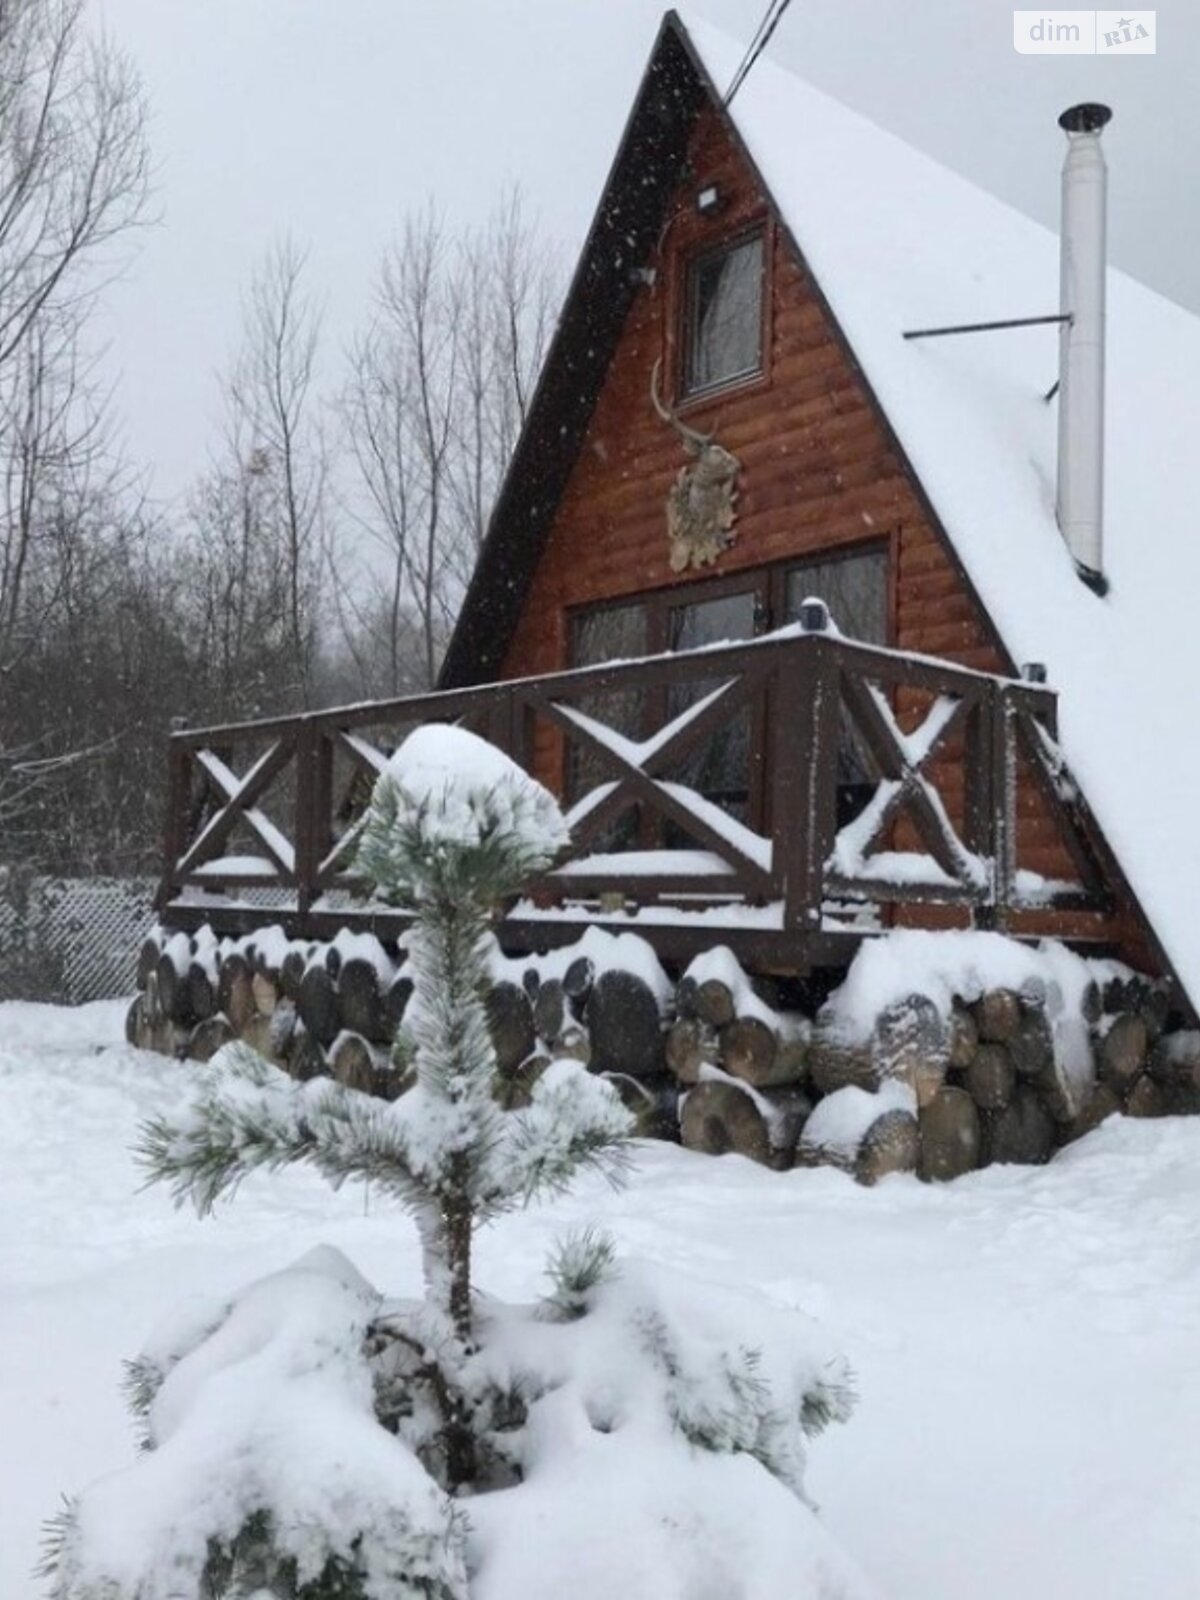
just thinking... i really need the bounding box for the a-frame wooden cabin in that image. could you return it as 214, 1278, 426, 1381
155, 11, 1200, 1021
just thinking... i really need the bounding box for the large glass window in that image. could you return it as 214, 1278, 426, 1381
663, 591, 757, 824
572, 601, 648, 676
784, 550, 888, 644
568, 603, 648, 823
684, 233, 764, 396
565, 547, 890, 840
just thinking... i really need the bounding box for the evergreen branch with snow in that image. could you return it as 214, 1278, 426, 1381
119, 1356, 163, 1450
501, 1064, 634, 1205
799, 1364, 858, 1439
631, 1300, 852, 1500
542, 1227, 618, 1320
354, 760, 570, 912
37, 1499, 78, 1593
135, 1043, 426, 1215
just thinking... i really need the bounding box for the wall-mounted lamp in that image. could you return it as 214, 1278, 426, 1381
695, 183, 723, 216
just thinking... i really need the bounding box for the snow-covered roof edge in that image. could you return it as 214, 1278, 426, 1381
680, 12, 1200, 1015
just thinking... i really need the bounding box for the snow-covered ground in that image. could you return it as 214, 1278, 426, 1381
2, 999, 1198, 1599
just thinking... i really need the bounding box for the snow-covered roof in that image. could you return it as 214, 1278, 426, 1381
683, 12, 1200, 1009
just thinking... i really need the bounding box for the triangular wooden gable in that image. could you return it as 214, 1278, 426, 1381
439, 11, 1177, 1001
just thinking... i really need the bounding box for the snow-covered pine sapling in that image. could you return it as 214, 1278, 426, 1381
44, 1248, 470, 1600
59, 726, 870, 1600
136, 725, 634, 1491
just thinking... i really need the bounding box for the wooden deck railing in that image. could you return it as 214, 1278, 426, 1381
156, 620, 1113, 971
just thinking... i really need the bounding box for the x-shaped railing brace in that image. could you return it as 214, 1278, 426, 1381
541, 675, 775, 895
832, 674, 985, 890
175, 742, 297, 879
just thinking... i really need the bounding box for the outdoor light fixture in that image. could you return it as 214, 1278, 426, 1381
1021, 662, 1048, 684
695, 183, 722, 216
798, 598, 830, 633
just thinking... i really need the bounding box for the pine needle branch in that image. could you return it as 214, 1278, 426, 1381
135, 1044, 425, 1215
120, 1356, 164, 1449
36, 1497, 78, 1589
508, 1116, 633, 1206
542, 1227, 617, 1320
500, 1068, 635, 1208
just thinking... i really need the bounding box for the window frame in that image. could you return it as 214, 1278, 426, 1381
678, 225, 770, 404
777, 541, 892, 645
566, 541, 894, 835
568, 541, 893, 672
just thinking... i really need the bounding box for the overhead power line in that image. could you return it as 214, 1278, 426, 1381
724, 0, 797, 107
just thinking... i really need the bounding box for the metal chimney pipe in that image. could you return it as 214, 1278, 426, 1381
1056, 102, 1112, 594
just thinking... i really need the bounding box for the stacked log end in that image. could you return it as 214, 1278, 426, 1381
918, 1087, 980, 1182
796, 1085, 919, 1185
856, 1107, 921, 1186
669, 964, 811, 1168
680, 1079, 770, 1165
587, 968, 665, 1079
1147, 1030, 1200, 1114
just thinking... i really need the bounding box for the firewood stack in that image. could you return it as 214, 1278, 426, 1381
791, 974, 1181, 1181
131, 930, 410, 1100
664, 957, 1180, 1182
129, 926, 1187, 1185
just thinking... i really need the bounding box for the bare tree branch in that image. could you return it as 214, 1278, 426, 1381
340, 190, 559, 691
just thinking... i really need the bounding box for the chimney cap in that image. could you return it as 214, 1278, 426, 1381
1059, 102, 1113, 135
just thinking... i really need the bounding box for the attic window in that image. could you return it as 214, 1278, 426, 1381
683, 231, 764, 396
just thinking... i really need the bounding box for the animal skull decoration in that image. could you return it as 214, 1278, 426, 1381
651, 358, 740, 573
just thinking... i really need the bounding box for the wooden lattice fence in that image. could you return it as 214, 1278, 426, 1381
0, 874, 157, 1003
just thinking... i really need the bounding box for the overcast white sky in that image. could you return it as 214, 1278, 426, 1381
90, 0, 1200, 505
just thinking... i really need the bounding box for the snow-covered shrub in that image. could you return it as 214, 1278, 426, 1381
47, 726, 869, 1600
46, 1247, 467, 1600
460, 1250, 869, 1600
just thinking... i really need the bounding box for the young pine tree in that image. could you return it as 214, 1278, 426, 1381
48, 726, 868, 1600
48, 726, 633, 1600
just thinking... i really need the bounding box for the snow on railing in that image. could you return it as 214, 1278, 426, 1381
156, 627, 1114, 967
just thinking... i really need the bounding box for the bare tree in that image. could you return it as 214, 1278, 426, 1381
344, 208, 458, 690
448, 189, 556, 559
0, 0, 149, 372
342, 285, 419, 698
342, 192, 558, 690
0, 0, 149, 672
0, 0, 149, 868
178, 428, 300, 722
224, 239, 329, 706
0, 309, 119, 676
0, 496, 191, 873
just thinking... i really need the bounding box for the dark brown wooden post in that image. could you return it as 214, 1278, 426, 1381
772, 634, 837, 947
484, 687, 516, 761
964, 688, 998, 930
510, 695, 537, 783
991, 685, 1014, 931
310, 724, 334, 902
294, 718, 317, 927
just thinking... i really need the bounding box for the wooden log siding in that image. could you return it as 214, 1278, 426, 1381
156, 628, 1125, 975
490, 97, 1144, 959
